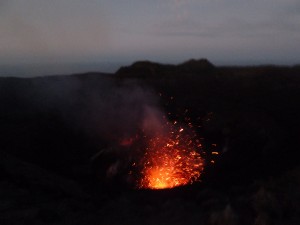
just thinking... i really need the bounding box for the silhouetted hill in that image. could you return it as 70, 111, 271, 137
178, 58, 215, 72
116, 60, 175, 77
116, 58, 215, 77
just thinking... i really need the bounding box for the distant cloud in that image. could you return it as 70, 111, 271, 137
0, 0, 111, 64
151, 0, 300, 39
0, 0, 9, 10
0, 0, 299, 66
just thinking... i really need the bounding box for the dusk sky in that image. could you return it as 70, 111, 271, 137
1, 0, 300, 75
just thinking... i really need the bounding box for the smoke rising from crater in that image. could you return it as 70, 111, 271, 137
27, 76, 163, 146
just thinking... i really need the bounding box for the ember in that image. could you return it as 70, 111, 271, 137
136, 116, 204, 190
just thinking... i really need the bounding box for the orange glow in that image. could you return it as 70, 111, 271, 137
137, 123, 204, 190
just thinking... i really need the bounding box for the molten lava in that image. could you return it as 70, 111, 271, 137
137, 121, 204, 190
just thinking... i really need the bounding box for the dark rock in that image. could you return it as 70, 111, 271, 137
0, 151, 89, 199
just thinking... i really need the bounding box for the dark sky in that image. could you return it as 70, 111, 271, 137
1, 0, 300, 73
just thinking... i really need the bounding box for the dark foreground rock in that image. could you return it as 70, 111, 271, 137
1, 60, 300, 224
1, 150, 300, 225
0, 152, 97, 225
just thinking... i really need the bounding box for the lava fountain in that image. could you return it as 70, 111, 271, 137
136, 116, 204, 190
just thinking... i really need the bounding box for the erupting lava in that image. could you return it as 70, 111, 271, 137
137, 119, 204, 190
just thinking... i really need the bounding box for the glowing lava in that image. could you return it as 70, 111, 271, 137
137, 122, 204, 190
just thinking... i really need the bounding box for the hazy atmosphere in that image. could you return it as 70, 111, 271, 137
1, 0, 300, 76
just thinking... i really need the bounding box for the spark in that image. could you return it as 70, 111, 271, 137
137, 119, 204, 189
